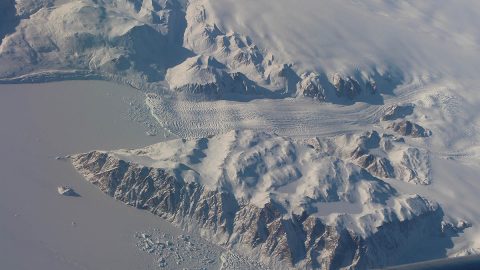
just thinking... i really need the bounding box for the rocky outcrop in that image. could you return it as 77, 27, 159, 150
332, 74, 363, 99
297, 72, 326, 100
310, 130, 431, 185
352, 147, 395, 179
389, 120, 431, 138
71, 130, 450, 269
381, 104, 415, 121
329, 73, 378, 100
166, 55, 257, 97
183, 1, 297, 96
365, 79, 377, 94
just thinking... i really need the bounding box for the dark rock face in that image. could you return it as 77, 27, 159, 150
166, 55, 260, 98
229, 72, 258, 94
297, 73, 326, 101
174, 82, 222, 96
349, 131, 395, 179
353, 149, 396, 178
311, 130, 432, 185
71, 150, 450, 269
332, 74, 363, 99
389, 120, 431, 138
365, 80, 377, 94
328, 74, 382, 101
172, 71, 258, 97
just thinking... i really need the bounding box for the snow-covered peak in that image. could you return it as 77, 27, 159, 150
166, 55, 226, 89
99, 130, 428, 219
72, 130, 458, 268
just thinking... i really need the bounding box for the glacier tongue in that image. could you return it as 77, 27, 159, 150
71, 130, 456, 269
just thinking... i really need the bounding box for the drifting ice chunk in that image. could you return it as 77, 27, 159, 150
57, 186, 79, 196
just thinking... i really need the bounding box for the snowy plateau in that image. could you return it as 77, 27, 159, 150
2, 0, 480, 269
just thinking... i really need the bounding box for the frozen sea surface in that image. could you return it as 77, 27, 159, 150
0, 81, 235, 270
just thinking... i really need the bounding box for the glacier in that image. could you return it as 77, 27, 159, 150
2, 0, 480, 269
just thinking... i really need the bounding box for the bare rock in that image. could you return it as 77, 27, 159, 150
365, 79, 377, 94
70, 131, 448, 269
332, 73, 362, 99
389, 120, 431, 137
166, 55, 257, 97
316, 130, 431, 184
296, 72, 325, 100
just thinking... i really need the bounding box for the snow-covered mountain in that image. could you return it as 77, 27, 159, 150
0, 0, 185, 87
2, 0, 480, 101
3, 0, 480, 269
0, 0, 396, 102
72, 129, 464, 269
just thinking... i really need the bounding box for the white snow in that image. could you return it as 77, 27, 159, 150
206, 0, 480, 80
145, 0, 480, 259
143, 1, 480, 257
3, 0, 480, 267
146, 92, 383, 139
0, 81, 254, 270
104, 129, 435, 238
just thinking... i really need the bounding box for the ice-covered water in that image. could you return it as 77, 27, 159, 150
0, 81, 221, 270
